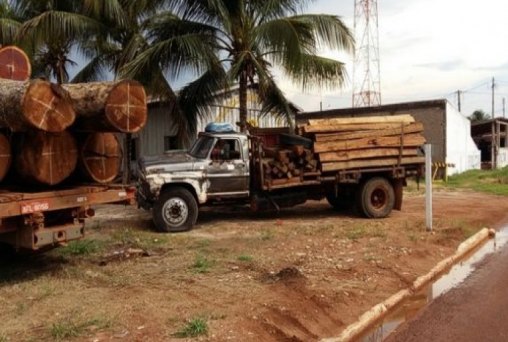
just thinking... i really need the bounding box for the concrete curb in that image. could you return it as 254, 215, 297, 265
322, 227, 495, 342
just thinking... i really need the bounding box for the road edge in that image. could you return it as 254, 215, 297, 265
321, 227, 495, 342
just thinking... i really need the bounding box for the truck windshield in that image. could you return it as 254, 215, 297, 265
188, 136, 215, 159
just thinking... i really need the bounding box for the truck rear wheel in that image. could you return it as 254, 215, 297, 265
153, 187, 198, 232
357, 177, 394, 218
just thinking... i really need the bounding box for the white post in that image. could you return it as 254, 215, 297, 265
425, 144, 432, 231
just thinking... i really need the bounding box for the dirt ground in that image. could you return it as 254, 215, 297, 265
1, 188, 508, 341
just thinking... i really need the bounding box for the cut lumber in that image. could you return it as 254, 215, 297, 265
0, 133, 11, 181
318, 148, 419, 162
314, 122, 424, 142
0, 79, 75, 132
321, 156, 426, 172
303, 122, 413, 133
0, 46, 31, 81
63, 80, 147, 133
314, 133, 426, 153
16, 131, 78, 185
79, 133, 122, 183
307, 114, 414, 126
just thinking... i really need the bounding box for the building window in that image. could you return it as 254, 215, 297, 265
164, 135, 178, 151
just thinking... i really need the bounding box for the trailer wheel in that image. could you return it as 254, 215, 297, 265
357, 177, 395, 218
153, 187, 198, 232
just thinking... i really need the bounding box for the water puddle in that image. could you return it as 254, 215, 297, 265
361, 227, 508, 342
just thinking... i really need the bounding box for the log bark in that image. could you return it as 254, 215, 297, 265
0, 46, 31, 81
0, 133, 11, 181
79, 133, 122, 183
63, 80, 147, 133
0, 79, 75, 132
16, 131, 77, 185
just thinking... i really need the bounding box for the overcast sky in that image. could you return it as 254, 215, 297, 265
281, 0, 508, 117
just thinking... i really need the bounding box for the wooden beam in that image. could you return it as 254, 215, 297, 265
307, 114, 415, 126
314, 133, 426, 153
303, 122, 411, 133
321, 156, 425, 172
318, 148, 418, 162
314, 122, 424, 142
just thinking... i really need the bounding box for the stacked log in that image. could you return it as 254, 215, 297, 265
0, 46, 31, 81
63, 80, 147, 133
0, 46, 148, 186
261, 144, 319, 187
300, 114, 426, 172
15, 131, 78, 186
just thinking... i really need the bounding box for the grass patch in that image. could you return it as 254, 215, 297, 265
192, 255, 212, 274
50, 316, 112, 340
345, 225, 366, 240
237, 255, 253, 262
110, 228, 168, 250
58, 239, 102, 256
0, 334, 7, 342
174, 317, 208, 338
446, 167, 508, 196
260, 230, 274, 241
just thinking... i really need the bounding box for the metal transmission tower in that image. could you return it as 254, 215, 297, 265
352, 0, 381, 107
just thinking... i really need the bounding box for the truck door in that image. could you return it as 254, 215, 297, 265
207, 138, 249, 196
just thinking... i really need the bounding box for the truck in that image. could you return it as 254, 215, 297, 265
137, 124, 425, 232
0, 185, 136, 251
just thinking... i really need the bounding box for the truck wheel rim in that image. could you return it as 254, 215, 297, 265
162, 198, 188, 226
371, 188, 387, 209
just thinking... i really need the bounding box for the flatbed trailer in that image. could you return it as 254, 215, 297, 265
0, 185, 135, 250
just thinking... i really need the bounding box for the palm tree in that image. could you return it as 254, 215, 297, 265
123, 0, 354, 132
0, 0, 22, 46
469, 110, 490, 122
13, 0, 101, 83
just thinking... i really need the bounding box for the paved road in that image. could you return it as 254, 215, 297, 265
385, 240, 508, 342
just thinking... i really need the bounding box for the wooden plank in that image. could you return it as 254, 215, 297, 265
318, 148, 418, 162
314, 133, 426, 153
308, 114, 415, 126
314, 122, 424, 142
321, 156, 425, 172
304, 122, 409, 133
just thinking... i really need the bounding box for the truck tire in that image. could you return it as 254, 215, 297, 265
153, 187, 198, 232
357, 177, 395, 218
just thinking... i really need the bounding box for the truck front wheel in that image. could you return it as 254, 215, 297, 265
153, 187, 198, 232
357, 177, 395, 218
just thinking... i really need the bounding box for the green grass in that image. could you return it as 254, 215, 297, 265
192, 255, 212, 274
0, 334, 7, 342
50, 316, 112, 340
58, 239, 102, 256
174, 317, 208, 338
237, 255, 253, 262
446, 167, 508, 196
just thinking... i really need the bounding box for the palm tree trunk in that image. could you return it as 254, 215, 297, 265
239, 72, 248, 132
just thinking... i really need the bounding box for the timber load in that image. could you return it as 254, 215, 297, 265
300, 114, 426, 172
62, 80, 147, 133
0, 46, 31, 81
0, 78, 75, 132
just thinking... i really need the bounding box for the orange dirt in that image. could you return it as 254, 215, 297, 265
1, 189, 507, 341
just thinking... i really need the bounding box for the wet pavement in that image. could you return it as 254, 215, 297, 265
376, 227, 508, 342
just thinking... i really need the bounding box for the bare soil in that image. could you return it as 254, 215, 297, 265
1, 189, 508, 341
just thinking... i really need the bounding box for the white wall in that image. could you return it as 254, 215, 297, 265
498, 148, 508, 168
445, 102, 481, 174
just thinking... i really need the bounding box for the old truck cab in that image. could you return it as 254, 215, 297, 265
137, 132, 251, 232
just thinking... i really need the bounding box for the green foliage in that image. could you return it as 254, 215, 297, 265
50, 316, 111, 340
192, 255, 212, 274
175, 317, 208, 338
237, 254, 253, 262
446, 167, 508, 196
58, 239, 102, 256
469, 109, 490, 122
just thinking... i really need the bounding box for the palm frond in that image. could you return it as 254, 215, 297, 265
257, 76, 295, 130
71, 55, 107, 82
0, 18, 21, 45
286, 54, 348, 91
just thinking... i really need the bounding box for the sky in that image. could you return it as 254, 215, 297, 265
280, 0, 508, 117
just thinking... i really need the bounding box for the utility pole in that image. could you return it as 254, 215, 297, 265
503, 97, 506, 118
456, 90, 461, 112
491, 77, 495, 118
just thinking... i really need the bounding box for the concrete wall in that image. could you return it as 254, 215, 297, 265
138, 103, 178, 157
445, 103, 481, 174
